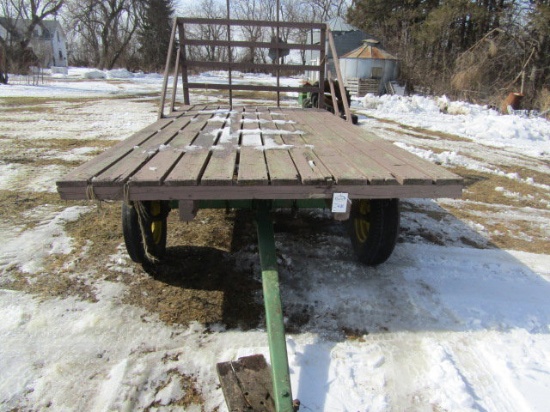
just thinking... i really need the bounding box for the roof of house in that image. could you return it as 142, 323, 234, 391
0, 17, 63, 40
326, 17, 359, 33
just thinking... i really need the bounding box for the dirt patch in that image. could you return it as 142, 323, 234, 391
497, 165, 550, 186
440, 166, 549, 253
0, 191, 66, 226
60, 204, 264, 328
128, 209, 263, 328
2, 267, 98, 302
144, 370, 205, 411
364, 118, 471, 142
14, 137, 114, 152
448, 166, 550, 209
443, 202, 549, 253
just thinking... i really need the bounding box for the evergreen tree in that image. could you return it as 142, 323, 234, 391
347, 0, 549, 107
138, 0, 174, 72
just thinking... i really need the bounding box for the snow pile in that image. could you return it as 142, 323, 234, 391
83, 70, 106, 80
106, 69, 135, 79
359, 94, 550, 157
0, 206, 91, 275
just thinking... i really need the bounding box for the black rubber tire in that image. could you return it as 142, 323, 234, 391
373, 198, 400, 265
349, 199, 400, 266
122, 201, 169, 263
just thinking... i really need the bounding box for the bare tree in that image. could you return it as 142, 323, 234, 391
231, 0, 267, 65
0, 0, 64, 80
298, 0, 349, 22
64, 0, 141, 69
186, 0, 227, 62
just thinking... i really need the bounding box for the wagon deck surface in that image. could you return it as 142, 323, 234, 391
56, 104, 462, 201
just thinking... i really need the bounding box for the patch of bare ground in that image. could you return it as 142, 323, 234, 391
58, 203, 264, 328
363, 117, 471, 142
0, 96, 104, 113
497, 165, 550, 186
0, 191, 65, 227
448, 166, 550, 208
0, 189, 96, 299
189, 89, 297, 106
144, 370, 205, 411
2, 266, 98, 303
442, 202, 549, 253
14, 137, 115, 152
127, 209, 263, 329
441, 166, 550, 253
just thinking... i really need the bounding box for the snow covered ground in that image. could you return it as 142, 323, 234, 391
0, 68, 549, 411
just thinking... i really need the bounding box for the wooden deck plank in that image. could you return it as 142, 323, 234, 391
130, 106, 211, 185
217, 355, 275, 411
57, 115, 176, 188
163, 106, 227, 185
266, 108, 336, 185
200, 107, 240, 186
58, 180, 462, 201
237, 109, 269, 185
364, 137, 463, 185
287, 108, 399, 185
284, 109, 396, 185
304, 110, 434, 185
257, 111, 301, 185
93, 110, 200, 185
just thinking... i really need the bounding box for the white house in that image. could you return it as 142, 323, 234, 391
0, 18, 68, 68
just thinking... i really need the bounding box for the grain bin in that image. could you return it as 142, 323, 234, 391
340, 40, 400, 96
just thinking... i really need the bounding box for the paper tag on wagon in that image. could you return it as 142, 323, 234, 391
331, 192, 350, 213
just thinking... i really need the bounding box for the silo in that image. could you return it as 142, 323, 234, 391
340, 40, 399, 96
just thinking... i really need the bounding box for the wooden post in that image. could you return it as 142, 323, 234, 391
327, 29, 352, 123
178, 20, 190, 106
158, 18, 179, 119
170, 46, 181, 112
226, 0, 233, 109
318, 26, 326, 110
276, 0, 281, 107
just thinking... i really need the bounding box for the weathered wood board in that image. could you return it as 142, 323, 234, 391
56, 105, 463, 201
216, 354, 276, 411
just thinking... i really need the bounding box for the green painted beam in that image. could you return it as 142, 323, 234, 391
170, 198, 328, 211
255, 201, 295, 412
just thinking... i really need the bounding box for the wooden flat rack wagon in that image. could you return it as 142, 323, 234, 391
56, 15, 462, 412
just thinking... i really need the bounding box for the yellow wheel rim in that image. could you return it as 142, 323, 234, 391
150, 201, 163, 245
354, 200, 371, 244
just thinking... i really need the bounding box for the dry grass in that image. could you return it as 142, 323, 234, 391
0, 191, 65, 226
443, 202, 548, 253
448, 166, 550, 208
371, 118, 471, 143
0, 188, 97, 299
144, 370, 205, 411
442, 166, 549, 253
0, 96, 98, 107
185, 88, 296, 104
59, 204, 264, 328
534, 88, 550, 118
